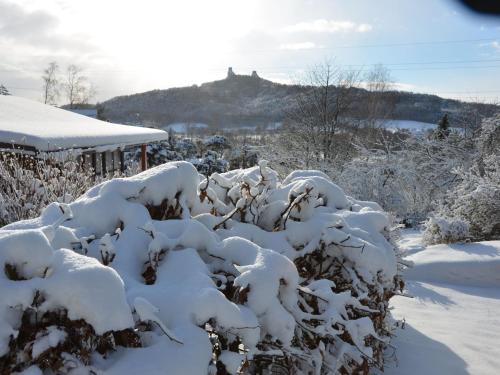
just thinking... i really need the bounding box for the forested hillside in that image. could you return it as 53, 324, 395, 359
100, 71, 498, 129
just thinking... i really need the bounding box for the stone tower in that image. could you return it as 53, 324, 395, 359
227, 67, 235, 78
251, 70, 259, 78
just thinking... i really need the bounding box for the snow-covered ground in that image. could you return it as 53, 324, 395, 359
162, 119, 458, 135
379, 120, 436, 133
378, 119, 467, 134
222, 122, 282, 132
162, 122, 209, 132
381, 230, 500, 375
162, 122, 283, 133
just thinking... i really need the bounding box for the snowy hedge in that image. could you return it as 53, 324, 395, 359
133, 138, 230, 175
0, 154, 97, 227
0, 161, 402, 374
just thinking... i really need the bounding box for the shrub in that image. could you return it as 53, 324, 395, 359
423, 216, 470, 245
0, 153, 136, 227
0, 161, 403, 374
424, 115, 500, 243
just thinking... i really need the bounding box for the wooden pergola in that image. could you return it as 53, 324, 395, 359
0, 96, 168, 173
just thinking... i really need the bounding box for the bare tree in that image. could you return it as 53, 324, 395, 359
454, 99, 498, 139
365, 63, 393, 92
364, 64, 396, 126
283, 60, 361, 166
64, 65, 95, 108
42, 61, 60, 105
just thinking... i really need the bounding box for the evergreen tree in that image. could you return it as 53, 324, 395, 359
436, 113, 450, 139
0, 84, 10, 96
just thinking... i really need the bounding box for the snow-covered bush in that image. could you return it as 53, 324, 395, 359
130, 141, 183, 167
226, 144, 259, 169
0, 154, 95, 227
337, 132, 475, 224
132, 137, 230, 175
0, 217, 140, 373
0, 161, 402, 374
476, 114, 500, 157
0, 153, 138, 227
189, 150, 229, 175
424, 158, 500, 243
175, 137, 198, 158
422, 216, 470, 244
449, 177, 499, 241
203, 135, 231, 156
424, 115, 500, 242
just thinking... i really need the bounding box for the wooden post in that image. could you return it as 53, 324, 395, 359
140, 144, 147, 171
102, 152, 107, 175
92, 153, 97, 174
110, 151, 115, 173
120, 149, 125, 172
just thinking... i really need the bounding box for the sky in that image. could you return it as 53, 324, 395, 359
1, 0, 499, 103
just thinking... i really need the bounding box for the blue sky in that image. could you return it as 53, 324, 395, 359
1, 0, 499, 102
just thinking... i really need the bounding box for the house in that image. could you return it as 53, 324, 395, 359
0, 95, 168, 173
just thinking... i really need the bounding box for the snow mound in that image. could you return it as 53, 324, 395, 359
404, 240, 500, 287
383, 231, 500, 375
0, 161, 400, 374
0, 228, 133, 358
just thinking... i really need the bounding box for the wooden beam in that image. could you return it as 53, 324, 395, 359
140, 144, 147, 171
0, 142, 37, 154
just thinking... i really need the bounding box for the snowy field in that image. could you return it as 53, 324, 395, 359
380, 230, 500, 375
162, 122, 209, 132
379, 120, 437, 133
222, 122, 283, 132
162, 122, 283, 133
163, 120, 441, 135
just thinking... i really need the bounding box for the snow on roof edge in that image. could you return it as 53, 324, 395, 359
0, 96, 168, 151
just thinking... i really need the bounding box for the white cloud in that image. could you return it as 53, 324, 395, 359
283, 19, 372, 33
480, 40, 500, 55
356, 23, 373, 33
279, 42, 319, 50
357, 81, 416, 92
392, 82, 417, 92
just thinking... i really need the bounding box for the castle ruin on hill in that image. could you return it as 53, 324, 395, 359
227, 67, 259, 79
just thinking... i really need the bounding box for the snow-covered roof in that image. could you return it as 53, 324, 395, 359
0, 96, 168, 152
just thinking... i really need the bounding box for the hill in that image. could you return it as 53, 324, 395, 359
100, 69, 498, 130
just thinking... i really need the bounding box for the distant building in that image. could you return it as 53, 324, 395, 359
0, 96, 168, 173
227, 67, 260, 79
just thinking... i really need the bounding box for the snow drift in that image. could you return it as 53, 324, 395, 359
0, 161, 401, 374
404, 240, 500, 288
